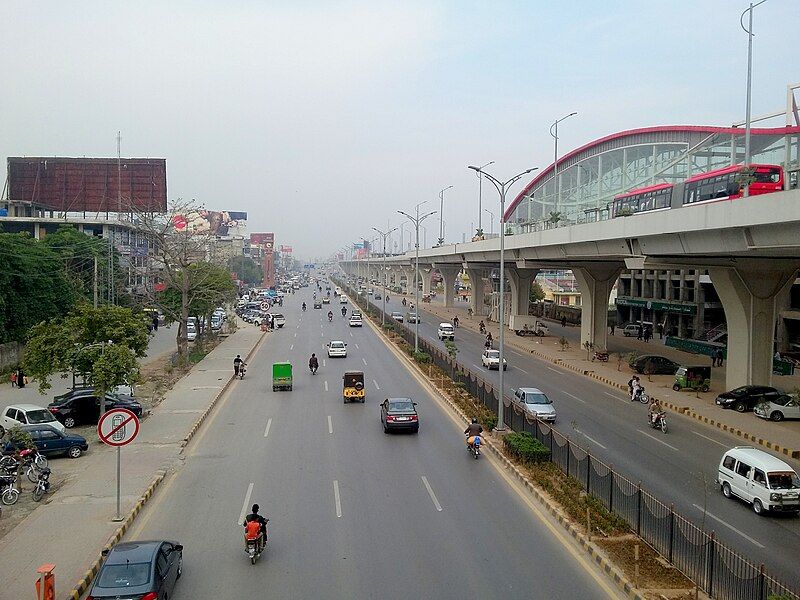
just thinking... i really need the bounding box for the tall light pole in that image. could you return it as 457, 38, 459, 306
372, 225, 397, 328
476, 160, 494, 237
483, 208, 495, 235
398, 202, 437, 353
438, 185, 453, 245
549, 112, 578, 209
469, 165, 538, 431
741, 0, 767, 197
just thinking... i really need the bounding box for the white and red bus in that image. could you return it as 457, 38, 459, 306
611, 164, 784, 218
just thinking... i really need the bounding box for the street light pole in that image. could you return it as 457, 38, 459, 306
476, 160, 494, 237
484, 208, 495, 235
549, 112, 578, 208
468, 165, 538, 431
438, 185, 453, 246
398, 203, 437, 353
740, 0, 767, 197
372, 225, 398, 329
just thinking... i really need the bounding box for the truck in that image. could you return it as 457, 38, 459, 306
509, 315, 549, 337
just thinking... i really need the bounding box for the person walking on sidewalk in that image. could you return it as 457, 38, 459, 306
561, 316, 567, 328
715, 348, 724, 367
609, 323, 615, 336
453, 315, 459, 328
637, 324, 643, 340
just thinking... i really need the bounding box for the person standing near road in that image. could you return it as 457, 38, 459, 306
637, 324, 643, 340
16, 367, 26, 389
610, 323, 615, 336
715, 348, 724, 367
152, 314, 159, 332
453, 315, 459, 328
561, 316, 567, 328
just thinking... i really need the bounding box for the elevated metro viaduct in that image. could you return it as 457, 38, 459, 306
341, 189, 800, 391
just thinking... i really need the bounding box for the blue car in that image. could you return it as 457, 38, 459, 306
5, 424, 88, 458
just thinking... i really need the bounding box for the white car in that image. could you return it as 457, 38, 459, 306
349, 316, 363, 327
391, 311, 404, 322
754, 394, 800, 422
340, 295, 348, 304
186, 321, 197, 341
271, 314, 286, 328
327, 340, 348, 358
437, 323, 455, 341
482, 349, 507, 370
406, 312, 420, 324
0, 404, 66, 435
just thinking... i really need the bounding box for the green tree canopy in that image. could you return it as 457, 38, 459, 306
228, 255, 262, 287
530, 281, 546, 303
158, 262, 237, 324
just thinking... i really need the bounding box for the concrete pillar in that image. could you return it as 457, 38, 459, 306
418, 267, 432, 295
400, 268, 412, 293
467, 268, 485, 316
573, 265, 622, 351
437, 267, 460, 308
504, 267, 539, 321
709, 264, 799, 388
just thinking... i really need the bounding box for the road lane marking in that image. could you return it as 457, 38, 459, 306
373, 379, 380, 390
472, 364, 483, 371
574, 428, 607, 450
692, 430, 728, 448
238, 482, 254, 525
350, 332, 354, 337
515, 366, 529, 374
362, 358, 367, 366
691, 504, 765, 548
333, 480, 342, 518
547, 366, 563, 374
604, 391, 628, 403
637, 429, 679, 451
420, 476, 443, 512
355, 343, 360, 349
324, 381, 329, 392
294, 333, 297, 338
290, 344, 294, 350
264, 418, 272, 438
323, 359, 327, 367
563, 392, 585, 404
328, 415, 333, 434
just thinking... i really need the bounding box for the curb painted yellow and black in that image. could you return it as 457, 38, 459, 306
66, 327, 266, 599
356, 296, 646, 600
423, 304, 800, 460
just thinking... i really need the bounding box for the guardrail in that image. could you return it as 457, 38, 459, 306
335, 278, 799, 600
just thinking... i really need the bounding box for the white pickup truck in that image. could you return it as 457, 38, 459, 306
509, 315, 549, 337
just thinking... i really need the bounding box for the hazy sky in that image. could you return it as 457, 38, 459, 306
2, 1, 798, 260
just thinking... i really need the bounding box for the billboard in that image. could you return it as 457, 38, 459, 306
8, 157, 167, 213
250, 233, 274, 249
280, 245, 293, 253
172, 210, 247, 236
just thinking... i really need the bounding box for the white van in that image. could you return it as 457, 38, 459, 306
437, 323, 455, 341
717, 446, 800, 515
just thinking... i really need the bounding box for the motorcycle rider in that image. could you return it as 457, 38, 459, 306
233, 354, 244, 377
341, 306, 347, 317
302, 302, 307, 311
464, 418, 483, 450
402, 297, 407, 307
479, 320, 486, 334
648, 397, 663, 426
243, 503, 269, 554
309, 353, 319, 374
328, 310, 334, 322
629, 375, 641, 402
485, 332, 493, 349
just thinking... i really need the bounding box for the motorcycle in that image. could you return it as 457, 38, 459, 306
466, 435, 482, 459
649, 411, 668, 434
328, 313, 334, 322
592, 350, 609, 362
479, 322, 486, 335
32, 467, 51, 502
302, 303, 307, 312
238, 364, 247, 380
633, 387, 650, 404
245, 533, 263, 564
0, 470, 20, 506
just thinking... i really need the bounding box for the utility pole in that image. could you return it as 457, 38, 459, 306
93, 255, 99, 308
372, 226, 398, 328
398, 203, 437, 353
740, 0, 767, 197
438, 185, 453, 245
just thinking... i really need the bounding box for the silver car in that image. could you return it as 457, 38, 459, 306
513, 387, 557, 422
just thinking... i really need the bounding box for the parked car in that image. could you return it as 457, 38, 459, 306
391, 311, 404, 322
513, 388, 556, 422
621, 322, 654, 337
482, 349, 507, 370
186, 321, 197, 341
715, 386, 782, 413
754, 394, 800, 422
327, 340, 348, 358
0, 404, 66, 436
437, 323, 455, 341
4, 423, 88, 458
717, 446, 800, 515
380, 398, 419, 433
88, 540, 183, 599
349, 315, 363, 327
48, 389, 142, 428
629, 354, 680, 375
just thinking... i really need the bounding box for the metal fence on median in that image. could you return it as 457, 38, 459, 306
336, 279, 799, 600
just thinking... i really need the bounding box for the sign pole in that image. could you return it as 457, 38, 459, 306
114, 446, 122, 522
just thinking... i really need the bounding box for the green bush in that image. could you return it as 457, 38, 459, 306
6, 425, 35, 451
413, 350, 431, 364
483, 414, 498, 431
503, 431, 551, 464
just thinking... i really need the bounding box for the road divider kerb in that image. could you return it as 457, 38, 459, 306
67, 329, 266, 599
421, 304, 800, 460
353, 293, 645, 600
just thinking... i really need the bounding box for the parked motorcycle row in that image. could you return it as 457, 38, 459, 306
0, 449, 51, 509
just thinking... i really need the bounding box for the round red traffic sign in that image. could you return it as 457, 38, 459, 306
97, 408, 140, 447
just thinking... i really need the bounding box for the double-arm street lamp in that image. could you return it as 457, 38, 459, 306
740, 0, 767, 197
438, 185, 453, 246
475, 160, 494, 237
468, 165, 538, 431
398, 202, 437, 353
372, 225, 398, 328
550, 112, 577, 207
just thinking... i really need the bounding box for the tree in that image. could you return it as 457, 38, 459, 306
547, 211, 563, 227
24, 304, 149, 394
228, 255, 262, 287
530, 281, 546, 304
0, 231, 77, 344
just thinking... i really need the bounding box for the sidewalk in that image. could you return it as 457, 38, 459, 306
0, 324, 264, 600
416, 296, 800, 460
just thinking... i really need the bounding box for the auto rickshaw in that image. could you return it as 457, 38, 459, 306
272, 362, 293, 391
343, 371, 365, 404
672, 366, 711, 393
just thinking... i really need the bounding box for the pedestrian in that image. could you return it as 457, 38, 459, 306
152, 314, 159, 332
716, 348, 724, 367
644, 327, 652, 343
657, 322, 663, 339
453, 315, 459, 328
561, 316, 567, 328
637, 324, 643, 340
10, 371, 17, 387
16, 367, 26, 389
610, 323, 615, 336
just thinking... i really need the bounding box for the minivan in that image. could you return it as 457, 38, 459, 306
717, 446, 800, 515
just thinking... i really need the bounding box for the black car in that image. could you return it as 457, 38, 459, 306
4, 424, 88, 458
313, 301, 322, 309
629, 355, 680, 375
49, 388, 142, 428
380, 398, 419, 433
88, 540, 182, 600
715, 385, 781, 412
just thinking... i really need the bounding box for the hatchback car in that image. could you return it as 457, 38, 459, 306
0, 404, 65, 436
4, 424, 88, 458
754, 395, 800, 422
327, 340, 348, 358
88, 540, 183, 600
380, 398, 419, 433
482, 349, 507, 370
391, 312, 404, 322
629, 354, 680, 375
715, 386, 781, 412
48, 388, 143, 428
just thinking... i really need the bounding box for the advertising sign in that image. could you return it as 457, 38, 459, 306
250, 233, 275, 249
172, 210, 247, 236
280, 245, 293, 253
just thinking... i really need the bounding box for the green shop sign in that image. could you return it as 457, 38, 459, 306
615, 297, 696, 315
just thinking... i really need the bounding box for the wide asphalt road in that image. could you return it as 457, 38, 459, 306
359, 286, 800, 588
125, 282, 623, 599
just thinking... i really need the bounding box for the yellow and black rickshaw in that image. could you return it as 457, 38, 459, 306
343, 371, 365, 404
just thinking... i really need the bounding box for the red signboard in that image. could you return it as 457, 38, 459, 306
250, 233, 274, 249
8, 157, 167, 213
280, 245, 293, 253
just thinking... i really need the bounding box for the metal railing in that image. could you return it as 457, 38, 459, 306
335, 278, 799, 600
